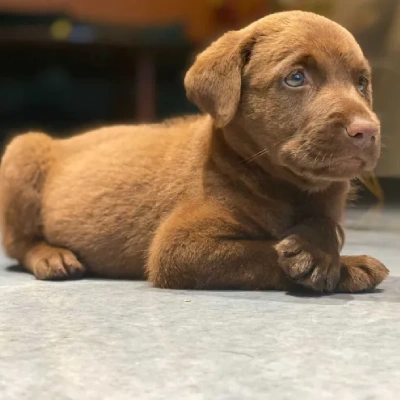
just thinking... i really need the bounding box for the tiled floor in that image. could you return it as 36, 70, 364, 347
1, 208, 399, 400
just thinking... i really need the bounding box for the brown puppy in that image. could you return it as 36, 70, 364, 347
0, 11, 389, 292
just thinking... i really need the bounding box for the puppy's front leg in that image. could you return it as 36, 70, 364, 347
146, 201, 293, 290
275, 217, 388, 292
275, 216, 342, 292
336, 255, 388, 293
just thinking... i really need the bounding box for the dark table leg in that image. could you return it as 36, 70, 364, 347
135, 54, 156, 122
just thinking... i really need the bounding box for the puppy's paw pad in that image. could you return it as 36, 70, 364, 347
33, 248, 85, 280
275, 237, 313, 278
337, 255, 389, 293
275, 236, 324, 282
275, 236, 339, 292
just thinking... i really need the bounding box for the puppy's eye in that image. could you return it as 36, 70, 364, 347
357, 76, 368, 94
284, 70, 306, 87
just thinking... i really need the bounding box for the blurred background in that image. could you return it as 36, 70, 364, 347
0, 0, 399, 220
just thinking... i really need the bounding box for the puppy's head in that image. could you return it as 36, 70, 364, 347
185, 11, 380, 183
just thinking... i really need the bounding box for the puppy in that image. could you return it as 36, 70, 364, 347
0, 11, 389, 292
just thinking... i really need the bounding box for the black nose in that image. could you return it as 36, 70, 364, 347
346, 118, 379, 148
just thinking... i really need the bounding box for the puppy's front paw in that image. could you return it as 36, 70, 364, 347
275, 235, 340, 292
336, 255, 389, 293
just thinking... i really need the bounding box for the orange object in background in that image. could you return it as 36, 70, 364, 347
0, 0, 270, 43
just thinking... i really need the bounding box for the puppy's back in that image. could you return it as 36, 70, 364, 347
40, 114, 211, 277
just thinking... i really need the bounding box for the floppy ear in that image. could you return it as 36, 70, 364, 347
184, 31, 252, 128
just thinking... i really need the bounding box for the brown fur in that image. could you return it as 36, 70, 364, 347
0, 11, 389, 292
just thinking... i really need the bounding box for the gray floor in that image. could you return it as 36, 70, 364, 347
1, 208, 399, 400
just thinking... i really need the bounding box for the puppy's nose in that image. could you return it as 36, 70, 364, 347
346, 118, 378, 148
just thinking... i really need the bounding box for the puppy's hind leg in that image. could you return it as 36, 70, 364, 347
0, 132, 85, 280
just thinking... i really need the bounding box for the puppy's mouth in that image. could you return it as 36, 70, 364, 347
316, 156, 366, 177
280, 146, 378, 181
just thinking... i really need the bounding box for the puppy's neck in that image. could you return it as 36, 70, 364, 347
214, 123, 333, 193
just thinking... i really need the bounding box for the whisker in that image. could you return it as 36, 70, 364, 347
328, 153, 334, 170
292, 140, 310, 160
299, 144, 312, 164
313, 151, 321, 168
244, 147, 270, 164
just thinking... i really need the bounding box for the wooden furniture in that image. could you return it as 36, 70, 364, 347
0, 0, 270, 44
333, 0, 400, 178
0, 23, 191, 125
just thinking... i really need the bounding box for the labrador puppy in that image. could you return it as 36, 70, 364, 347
0, 11, 389, 292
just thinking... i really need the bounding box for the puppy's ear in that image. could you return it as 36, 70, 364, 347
184, 31, 253, 128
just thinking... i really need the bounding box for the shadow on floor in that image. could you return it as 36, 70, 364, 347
6, 263, 400, 303
6, 264, 28, 274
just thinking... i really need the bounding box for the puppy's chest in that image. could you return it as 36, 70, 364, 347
208, 170, 307, 238
235, 195, 296, 238
216, 182, 298, 238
